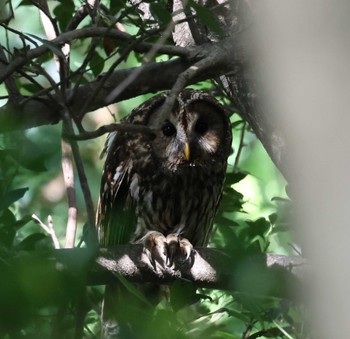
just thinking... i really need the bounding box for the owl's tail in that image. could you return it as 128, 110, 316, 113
100, 282, 161, 339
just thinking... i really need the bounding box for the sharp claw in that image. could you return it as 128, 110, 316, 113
166, 234, 194, 267
141, 231, 194, 269
142, 231, 167, 269
179, 238, 193, 262
166, 233, 179, 267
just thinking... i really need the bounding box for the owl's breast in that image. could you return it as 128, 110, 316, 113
131, 163, 225, 247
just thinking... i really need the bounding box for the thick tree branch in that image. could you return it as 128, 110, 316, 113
0, 53, 233, 133
11, 245, 305, 300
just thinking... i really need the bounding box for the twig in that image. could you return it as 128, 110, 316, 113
156, 38, 235, 124
61, 134, 78, 248
0, 44, 22, 102
104, 17, 176, 103
61, 109, 97, 247
0, 23, 40, 47
156, 56, 212, 120
32, 214, 61, 249
66, 5, 89, 31
64, 123, 155, 141
78, 32, 147, 118
29, 11, 78, 249
233, 120, 246, 171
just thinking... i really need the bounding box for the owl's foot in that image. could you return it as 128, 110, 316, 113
142, 231, 194, 270
142, 231, 168, 269
166, 233, 193, 267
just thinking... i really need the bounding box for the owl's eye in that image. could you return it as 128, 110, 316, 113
162, 122, 176, 137
194, 120, 208, 135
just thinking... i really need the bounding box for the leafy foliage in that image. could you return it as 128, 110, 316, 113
0, 1, 305, 338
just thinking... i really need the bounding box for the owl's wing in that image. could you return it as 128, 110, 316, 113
96, 92, 167, 246
96, 132, 137, 247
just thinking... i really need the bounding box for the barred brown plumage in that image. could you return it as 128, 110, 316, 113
96, 89, 232, 338
96, 88, 232, 262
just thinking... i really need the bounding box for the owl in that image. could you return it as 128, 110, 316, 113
96, 88, 232, 266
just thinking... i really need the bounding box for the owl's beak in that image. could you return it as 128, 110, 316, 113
184, 142, 190, 161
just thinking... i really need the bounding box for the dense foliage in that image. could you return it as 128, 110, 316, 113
0, 1, 305, 338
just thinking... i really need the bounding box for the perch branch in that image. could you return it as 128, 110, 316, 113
11, 245, 306, 299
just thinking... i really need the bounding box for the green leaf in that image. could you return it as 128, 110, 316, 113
246, 218, 271, 238
0, 187, 28, 210
150, 3, 172, 25
17, 0, 32, 6
17, 233, 47, 251
0, 213, 34, 249
0, 209, 17, 248
116, 273, 153, 307
89, 52, 105, 77
268, 213, 278, 225
110, 0, 126, 15
7, 135, 50, 172
225, 172, 247, 185
21, 83, 43, 95
53, 1, 75, 31
231, 120, 244, 129
188, 0, 225, 37
215, 215, 239, 227
13, 215, 33, 229
210, 307, 250, 323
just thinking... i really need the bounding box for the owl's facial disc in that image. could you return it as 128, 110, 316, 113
147, 101, 226, 170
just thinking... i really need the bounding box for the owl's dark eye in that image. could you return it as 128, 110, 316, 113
162, 122, 176, 137
195, 120, 208, 135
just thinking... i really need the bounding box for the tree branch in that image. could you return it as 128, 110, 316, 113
0, 55, 232, 133
11, 245, 305, 299
0, 26, 190, 83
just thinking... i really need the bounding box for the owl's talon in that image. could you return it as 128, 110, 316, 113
165, 233, 179, 267
166, 233, 194, 267
178, 238, 193, 262
142, 231, 167, 269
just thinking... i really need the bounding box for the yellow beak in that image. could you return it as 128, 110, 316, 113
184, 142, 190, 161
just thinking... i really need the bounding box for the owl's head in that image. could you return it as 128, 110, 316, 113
135, 89, 232, 170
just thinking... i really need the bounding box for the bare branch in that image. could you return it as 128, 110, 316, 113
61, 136, 78, 248
155, 37, 238, 121
65, 123, 155, 141
0, 44, 21, 102
61, 111, 97, 247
